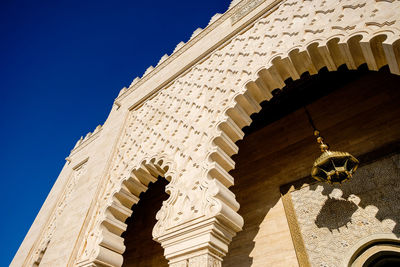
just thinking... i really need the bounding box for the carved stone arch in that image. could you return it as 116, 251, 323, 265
12, 1, 400, 267
76, 154, 176, 267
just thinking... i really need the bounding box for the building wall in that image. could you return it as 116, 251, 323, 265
11, 100, 129, 266
28, 103, 128, 266
118, 67, 400, 267
11, 0, 400, 265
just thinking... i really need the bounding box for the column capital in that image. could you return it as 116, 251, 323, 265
155, 216, 240, 266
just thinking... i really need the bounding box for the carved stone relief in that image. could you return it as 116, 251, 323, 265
188, 254, 221, 267
289, 154, 400, 267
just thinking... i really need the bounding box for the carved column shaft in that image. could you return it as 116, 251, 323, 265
171, 254, 221, 267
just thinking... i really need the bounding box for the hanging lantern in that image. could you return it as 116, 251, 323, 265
311, 131, 359, 184
304, 108, 359, 184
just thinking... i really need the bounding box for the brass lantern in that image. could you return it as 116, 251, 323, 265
305, 108, 359, 184
311, 130, 359, 184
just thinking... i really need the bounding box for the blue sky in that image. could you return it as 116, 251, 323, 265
0, 0, 231, 264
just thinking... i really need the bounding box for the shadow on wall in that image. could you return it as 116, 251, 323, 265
309, 150, 400, 237
314, 197, 358, 231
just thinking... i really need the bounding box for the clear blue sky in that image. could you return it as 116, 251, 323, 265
0, 0, 231, 264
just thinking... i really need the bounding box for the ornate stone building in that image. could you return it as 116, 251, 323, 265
11, 0, 400, 266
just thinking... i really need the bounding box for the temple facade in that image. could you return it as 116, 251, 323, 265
11, 0, 400, 266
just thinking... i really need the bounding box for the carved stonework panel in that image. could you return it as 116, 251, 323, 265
188, 254, 221, 267
170, 254, 221, 267
27, 159, 88, 266
230, 0, 266, 24
286, 154, 400, 267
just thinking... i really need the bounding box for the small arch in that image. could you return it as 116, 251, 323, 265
361, 34, 389, 71
346, 34, 365, 68
94, 157, 174, 267
345, 234, 400, 267
122, 177, 169, 267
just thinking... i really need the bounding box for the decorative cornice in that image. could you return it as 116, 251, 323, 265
114, 0, 277, 103
70, 127, 103, 157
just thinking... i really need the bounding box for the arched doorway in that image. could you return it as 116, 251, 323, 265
223, 65, 400, 267
122, 177, 169, 267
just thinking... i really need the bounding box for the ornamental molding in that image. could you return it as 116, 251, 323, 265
70, 125, 103, 157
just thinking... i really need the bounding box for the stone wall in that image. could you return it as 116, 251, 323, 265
289, 153, 400, 267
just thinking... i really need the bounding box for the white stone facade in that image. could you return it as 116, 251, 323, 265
11, 0, 400, 266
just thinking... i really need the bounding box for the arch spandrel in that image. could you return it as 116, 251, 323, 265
74, 0, 400, 266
